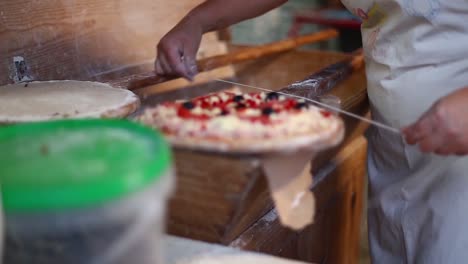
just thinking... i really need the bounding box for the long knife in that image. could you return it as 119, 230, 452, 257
214, 49, 399, 134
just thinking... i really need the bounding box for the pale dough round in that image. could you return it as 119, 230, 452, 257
0, 81, 140, 124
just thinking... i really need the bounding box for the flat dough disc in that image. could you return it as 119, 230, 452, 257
0, 81, 139, 124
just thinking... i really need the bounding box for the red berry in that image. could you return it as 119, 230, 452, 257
177, 107, 192, 118
247, 99, 257, 107
201, 100, 210, 108
321, 110, 332, 118
285, 99, 297, 109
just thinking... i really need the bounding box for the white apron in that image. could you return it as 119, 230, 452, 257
340, 0, 468, 263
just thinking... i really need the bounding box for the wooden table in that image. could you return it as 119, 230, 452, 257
137, 49, 369, 264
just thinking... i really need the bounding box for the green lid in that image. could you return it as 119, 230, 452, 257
0, 119, 172, 213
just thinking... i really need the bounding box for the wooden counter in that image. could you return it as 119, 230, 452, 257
139, 49, 368, 264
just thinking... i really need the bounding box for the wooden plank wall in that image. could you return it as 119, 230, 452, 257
0, 0, 228, 86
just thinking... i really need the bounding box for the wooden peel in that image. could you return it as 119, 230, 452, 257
112, 29, 338, 91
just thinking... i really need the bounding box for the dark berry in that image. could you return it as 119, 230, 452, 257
220, 109, 229, 116
262, 107, 275, 116
182, 101, 195, 109
236, 103, 246, 109
266, 92, 280, 101
294, 102, 309, 109
233, 95, 244, 102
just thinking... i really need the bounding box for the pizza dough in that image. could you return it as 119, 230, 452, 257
0, 81, 140, 124
262, 152, 316, 230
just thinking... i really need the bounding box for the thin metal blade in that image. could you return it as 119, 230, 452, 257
214, 78, 401, 135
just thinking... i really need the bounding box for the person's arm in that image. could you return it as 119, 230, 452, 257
189, 0, 288, 33
403, 87, 468, 156
155, 0, 288, 80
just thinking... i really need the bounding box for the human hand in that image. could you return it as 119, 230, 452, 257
155, 16, 203, 81
403, 87, 468, 156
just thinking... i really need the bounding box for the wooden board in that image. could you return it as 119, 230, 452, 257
169, 152, 272, 244
0, 0, 231, 85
